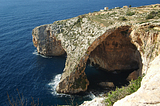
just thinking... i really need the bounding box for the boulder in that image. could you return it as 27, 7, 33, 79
126, 70, 138, 81
99, 82, 115, 88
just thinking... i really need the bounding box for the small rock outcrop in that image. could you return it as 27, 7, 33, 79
99, 82, 115, 88
32, 4, 160, 94
32, 25, 65, 56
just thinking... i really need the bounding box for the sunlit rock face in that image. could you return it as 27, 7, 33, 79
32, 25, 66, 56
88, 28, 140, 72
56, 68, 89, 94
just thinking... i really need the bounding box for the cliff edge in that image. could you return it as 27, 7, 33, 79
32, 4, 160, 96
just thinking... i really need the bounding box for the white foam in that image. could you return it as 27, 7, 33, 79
88, 91, 96, 99
32, 50, 38, 55
32, 50, 52, 58
83, 91, 96, 100
48, 74, 70, 97
48, 74, 97, 99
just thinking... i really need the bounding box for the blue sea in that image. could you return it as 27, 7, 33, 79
0, 0, 159, 105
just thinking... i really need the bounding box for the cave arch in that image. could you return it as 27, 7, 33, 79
83, 26, 142, 89
56, 26, 143, 94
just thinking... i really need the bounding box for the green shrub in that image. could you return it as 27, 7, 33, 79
158, 11, 160, 18
105, 76, 143, 106
74, 17, 82, 27
146, 11, 157, 19
110, 12, 117, 16
119, 16, 127, 21
126, 11, 135, 16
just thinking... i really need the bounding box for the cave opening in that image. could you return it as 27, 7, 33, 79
85, 28, 142, 95
85, 65, 135, 95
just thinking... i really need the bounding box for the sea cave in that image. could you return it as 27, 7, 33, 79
84, 26, 142, 94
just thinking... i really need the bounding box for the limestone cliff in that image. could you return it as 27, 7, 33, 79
32, 25, 65, 56
114, 54, 160, 106
32, 4, 160, 94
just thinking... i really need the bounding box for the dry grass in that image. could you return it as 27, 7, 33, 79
6, 89, 41, 106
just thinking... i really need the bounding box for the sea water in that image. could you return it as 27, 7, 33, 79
0, 0, 159, 105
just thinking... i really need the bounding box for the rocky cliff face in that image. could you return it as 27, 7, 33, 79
32, 4, 160, 94
32, 25, 65, 56
114, 54, 160, 106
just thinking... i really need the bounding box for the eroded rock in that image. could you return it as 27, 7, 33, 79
99, 82, 115, 88
127, 70, 139, 81
32, 25, 66, 56
32, 4, 160, 94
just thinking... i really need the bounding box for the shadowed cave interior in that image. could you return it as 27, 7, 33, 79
84, 29, 142, 95
85, 66, 135, 95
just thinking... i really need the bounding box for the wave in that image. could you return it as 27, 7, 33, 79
48, 74, 70, 97
48, 74, 61, 96
48, 74, 97, 99
88, 91, 96, 99
32, 50, 52, 58
81, 91, 96, 100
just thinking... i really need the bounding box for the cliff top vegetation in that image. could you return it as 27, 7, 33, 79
80, 4, 160, 27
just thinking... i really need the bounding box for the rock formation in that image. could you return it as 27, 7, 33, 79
32, 25, 65, 56
32, 4, 160, 94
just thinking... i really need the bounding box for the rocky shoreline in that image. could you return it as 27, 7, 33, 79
32, 4, 160, 105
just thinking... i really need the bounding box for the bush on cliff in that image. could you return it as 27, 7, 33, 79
119, 16, 127, 21
105, 76, 143, 106
146, 11, 160, 19
126, 11, 135, 16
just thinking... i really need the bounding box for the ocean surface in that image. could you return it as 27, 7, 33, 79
0, 0, 159, 105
